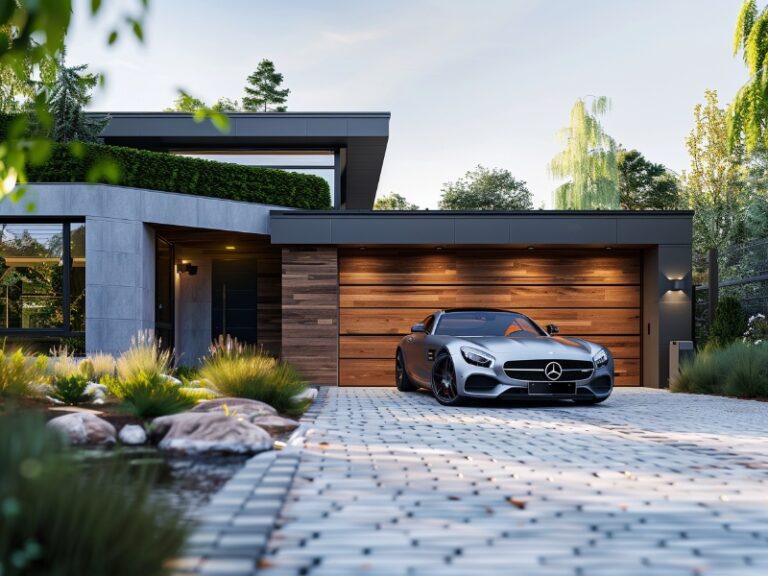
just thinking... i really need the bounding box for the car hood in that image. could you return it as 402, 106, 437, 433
453, 333, 598, 359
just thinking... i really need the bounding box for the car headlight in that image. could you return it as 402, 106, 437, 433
593, 348, 609, 369
460, 347, 494, 367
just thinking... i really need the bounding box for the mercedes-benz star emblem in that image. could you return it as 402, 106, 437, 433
544, 361, 563, 381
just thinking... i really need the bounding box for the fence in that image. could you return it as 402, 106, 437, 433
694, 238, 768, 342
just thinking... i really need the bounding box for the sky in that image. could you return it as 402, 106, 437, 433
68, 0, 748, 209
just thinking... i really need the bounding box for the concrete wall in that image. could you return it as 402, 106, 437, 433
175, 258, 212, 366
0, 184, 283, 355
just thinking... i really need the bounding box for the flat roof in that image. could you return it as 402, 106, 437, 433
269, 209, 694, 246
91, 111, 390, 209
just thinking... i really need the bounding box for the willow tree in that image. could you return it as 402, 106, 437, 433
730, 0, 768, 152
549, 96, 619, 209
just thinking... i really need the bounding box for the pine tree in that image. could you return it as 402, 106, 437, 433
549, 96, 620, 209
46, 52, 107, 143
242, 60, 290, 112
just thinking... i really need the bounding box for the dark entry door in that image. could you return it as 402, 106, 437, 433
211, 259, 258, 343
155, 236, 174, 349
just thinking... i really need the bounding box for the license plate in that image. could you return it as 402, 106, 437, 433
528, 381, 576, 395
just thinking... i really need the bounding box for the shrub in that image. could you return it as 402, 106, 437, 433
744, 313, 768, 344
27, 142, 331, 209
105, 372, 195, 418
200, 350, 307, 416
174, 364, 200, 382
0, 349, 45, 398
116, 331, 172, 382
671, 341, 768, 399
0, 413, 188, 575
50, 373, 93, 405
89, 353, 117, 381
709, 296, 747, 347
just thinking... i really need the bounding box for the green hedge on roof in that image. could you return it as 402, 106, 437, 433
27, 143, 332, 209
0, 114, 331, 209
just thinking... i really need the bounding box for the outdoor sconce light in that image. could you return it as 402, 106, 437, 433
177, 262, 198, 276
671, 279, 685, 291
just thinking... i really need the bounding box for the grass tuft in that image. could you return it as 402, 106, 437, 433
105, 372, 196, 418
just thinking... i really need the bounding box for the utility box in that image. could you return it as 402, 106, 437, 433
669, 340, 695, 386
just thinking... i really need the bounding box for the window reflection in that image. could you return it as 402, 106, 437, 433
70, 223, 86, 332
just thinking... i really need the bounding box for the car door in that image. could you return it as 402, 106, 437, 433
401, 314, 433, 385
413, 315, 440, 383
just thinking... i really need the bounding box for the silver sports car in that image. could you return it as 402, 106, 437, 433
396, 309, 613, 406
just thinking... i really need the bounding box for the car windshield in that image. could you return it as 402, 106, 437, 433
434, 311, 545, 337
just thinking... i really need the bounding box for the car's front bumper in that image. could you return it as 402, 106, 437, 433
455, 357, 614, 401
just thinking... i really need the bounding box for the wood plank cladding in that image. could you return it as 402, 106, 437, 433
282, 247, 339, 386
338, 248, 642, 387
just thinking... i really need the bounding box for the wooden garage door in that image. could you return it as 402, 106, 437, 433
338, 248, 642, 387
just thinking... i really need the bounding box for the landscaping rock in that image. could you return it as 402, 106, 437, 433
189, 397, 277, 419
162, 374, 183, 386
292, 388, 318, 403
46, 412, 116, 446
84, 382, 108, 404
252, 415, 300, 435
119, 424, 147, 445
151, 412, 273, 455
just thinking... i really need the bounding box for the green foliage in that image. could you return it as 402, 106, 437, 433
374, 192, 420, 210
21, 140, 331, 209
729, 1, 768, 153
164, 91, 206, 112
0, 348, 44, 398
438, 165, 533, 210
683, 90, 750, 254
0, 0, 149, 199
105, 372, 196, 418
618, 149, 681, 210
200, 349, 307, 416
50, 373, 92, 405
45, 52, 107, 143
116, 331, 172, 382
744, 313, 768, 343
174, 364, 200, 381
710, 296, 748, 347
88, 353, 116, 380
672, 341, 768, 398
550, 96, 619, 209
212, 97, 240, 112
0, 413, 188, 575
243, 59, 290, 112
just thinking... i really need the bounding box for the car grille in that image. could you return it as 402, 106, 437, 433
503, 359, 594, 382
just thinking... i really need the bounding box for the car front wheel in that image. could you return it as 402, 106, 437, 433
431, 351, 464, 406
396, 350, 416, 392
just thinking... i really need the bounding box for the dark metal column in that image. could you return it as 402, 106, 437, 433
708, 247, 719, 325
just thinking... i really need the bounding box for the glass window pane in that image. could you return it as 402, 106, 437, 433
70, 223, 86, 332
0, 223, 64, 329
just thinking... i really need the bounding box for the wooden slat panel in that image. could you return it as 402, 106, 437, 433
339, 335, 641, 360
456, 251, 641, 285
339, 251, 457, 285
340, 308, 640, 336
339, 358, 640, 387
281, 247, 338, 386
340, 285, 639, 309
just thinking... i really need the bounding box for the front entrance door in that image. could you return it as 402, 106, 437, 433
211, 259, 258, 344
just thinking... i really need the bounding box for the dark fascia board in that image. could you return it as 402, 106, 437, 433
89, 112, 390, 210
269, 210, 694, 246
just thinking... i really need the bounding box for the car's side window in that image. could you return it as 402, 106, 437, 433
423, 315, 435, 334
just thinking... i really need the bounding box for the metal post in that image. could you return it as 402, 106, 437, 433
708, 247, 719, 327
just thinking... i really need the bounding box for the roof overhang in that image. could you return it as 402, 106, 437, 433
91, 111, 390, 209
269, 210, 694, 246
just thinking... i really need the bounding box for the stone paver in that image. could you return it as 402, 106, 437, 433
178, 388, 768, 575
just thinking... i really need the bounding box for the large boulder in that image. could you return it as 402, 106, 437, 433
46, 412, 116, 446
119, 424, 147, 445
151, 412, 272, 455
189, 397, 277, 419
252, 415, 300, 435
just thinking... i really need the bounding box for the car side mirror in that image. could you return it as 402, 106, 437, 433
546, 323, 559, 335
411, 323, 426, 333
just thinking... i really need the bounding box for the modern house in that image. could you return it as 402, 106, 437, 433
0, 112, 693, 389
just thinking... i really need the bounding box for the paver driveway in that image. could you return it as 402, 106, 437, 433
196, 388, 768, 575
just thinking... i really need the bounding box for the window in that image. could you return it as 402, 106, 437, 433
0, 221, 86, 341
434, 311, 545, 337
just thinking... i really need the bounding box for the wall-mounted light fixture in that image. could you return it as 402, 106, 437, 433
670, 279, 685, 291
225, 245, 236, 251
177, 262, 198, 276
